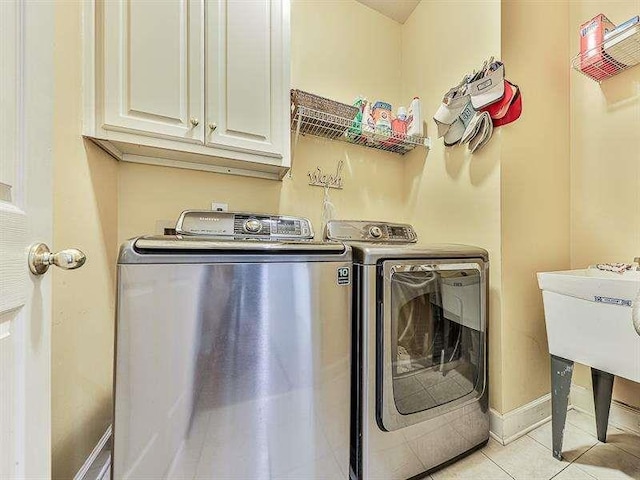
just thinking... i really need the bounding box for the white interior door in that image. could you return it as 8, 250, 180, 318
0, 1, 55, 477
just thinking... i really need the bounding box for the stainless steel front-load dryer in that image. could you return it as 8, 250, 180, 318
113, 211, 353, 479
326, 220, 489, 480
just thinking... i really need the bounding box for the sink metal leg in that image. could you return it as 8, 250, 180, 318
551, 355, 574, 460
591, 368, 615, 443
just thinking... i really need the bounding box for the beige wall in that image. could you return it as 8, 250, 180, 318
52, 2, 118, 479
120, 0, 510, 417
499, 0, 571, 412
119, 0, 407, 243
54, 0, 640, 476
56, 2, 408, 477
401, 0, 572, 415
292, 0, 402, 110
570, 0, 640, 409
401, 0, 504, 411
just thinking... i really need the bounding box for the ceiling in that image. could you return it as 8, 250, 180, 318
355, 0, 421, 24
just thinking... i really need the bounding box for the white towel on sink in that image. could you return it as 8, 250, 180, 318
594, 263, 635, 274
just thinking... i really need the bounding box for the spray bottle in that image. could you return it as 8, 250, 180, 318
406, 97, 423, 138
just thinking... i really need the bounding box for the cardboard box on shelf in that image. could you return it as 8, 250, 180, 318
579, 14, 620, 80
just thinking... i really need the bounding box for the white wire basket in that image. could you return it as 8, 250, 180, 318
572, 23, 640, 82
291, 105, 431, 155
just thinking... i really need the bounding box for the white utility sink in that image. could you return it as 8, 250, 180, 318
538, 268, 640, 383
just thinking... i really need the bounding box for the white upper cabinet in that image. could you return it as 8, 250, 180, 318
102, 0, 204, 143
206, 0, 288, 159
84, 0, 291, 180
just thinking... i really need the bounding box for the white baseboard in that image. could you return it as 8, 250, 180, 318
74, 425, 112, 480
570, 384, 640, 435
489, 394, 551, 445
489, 385, 640, 447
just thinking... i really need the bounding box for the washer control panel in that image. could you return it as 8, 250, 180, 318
176, 211, 314, 240
325, 220, 417, 243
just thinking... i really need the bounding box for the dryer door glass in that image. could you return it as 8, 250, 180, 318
386, 263, 484, 418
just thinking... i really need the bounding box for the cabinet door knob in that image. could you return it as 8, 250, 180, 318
208, 122, 217, 132
190, 118, 200, 127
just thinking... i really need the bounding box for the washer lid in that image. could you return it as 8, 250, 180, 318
133, 236, 343, 252
118, 236, 350, 264
349, 242, 489, 265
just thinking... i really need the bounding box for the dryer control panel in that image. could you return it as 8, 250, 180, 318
175, 211, 314, 240
325, 220, 417, 243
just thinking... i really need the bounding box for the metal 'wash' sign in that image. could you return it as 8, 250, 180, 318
308, 160, 344, 189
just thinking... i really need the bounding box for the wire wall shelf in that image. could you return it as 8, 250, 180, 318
572, 23, 640, 82
291, 106, 431, 155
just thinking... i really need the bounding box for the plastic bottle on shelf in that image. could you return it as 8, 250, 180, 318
361, 100, 376, 135
381, 106, 407, 152
406, 97, 423, 138
392, 106, 408, 136
372, 101, 393, 135
347, 96, 366, 139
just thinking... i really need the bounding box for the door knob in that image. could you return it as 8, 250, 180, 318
208, 122, 217, 132
190, 118, 200, 127
28, 243, 86, 275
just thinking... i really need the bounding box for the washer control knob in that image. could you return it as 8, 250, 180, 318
244, 219, 262, 233
369, 226, 383, 238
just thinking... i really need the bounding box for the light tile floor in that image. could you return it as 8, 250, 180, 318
427, 409, 640, 480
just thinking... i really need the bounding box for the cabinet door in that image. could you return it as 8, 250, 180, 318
206, 0, 290, 162
102, 0, 204, 143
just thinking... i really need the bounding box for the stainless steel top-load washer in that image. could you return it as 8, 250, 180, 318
113, 211, 353, 479
325, 220, 489, 480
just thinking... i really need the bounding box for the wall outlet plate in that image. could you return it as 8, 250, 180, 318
211, 202, 228, 212
156, 220, 175, 235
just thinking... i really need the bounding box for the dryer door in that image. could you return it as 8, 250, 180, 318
377, 259, 487, 431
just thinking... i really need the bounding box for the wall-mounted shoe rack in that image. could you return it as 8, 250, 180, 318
571, 24, 640, 82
